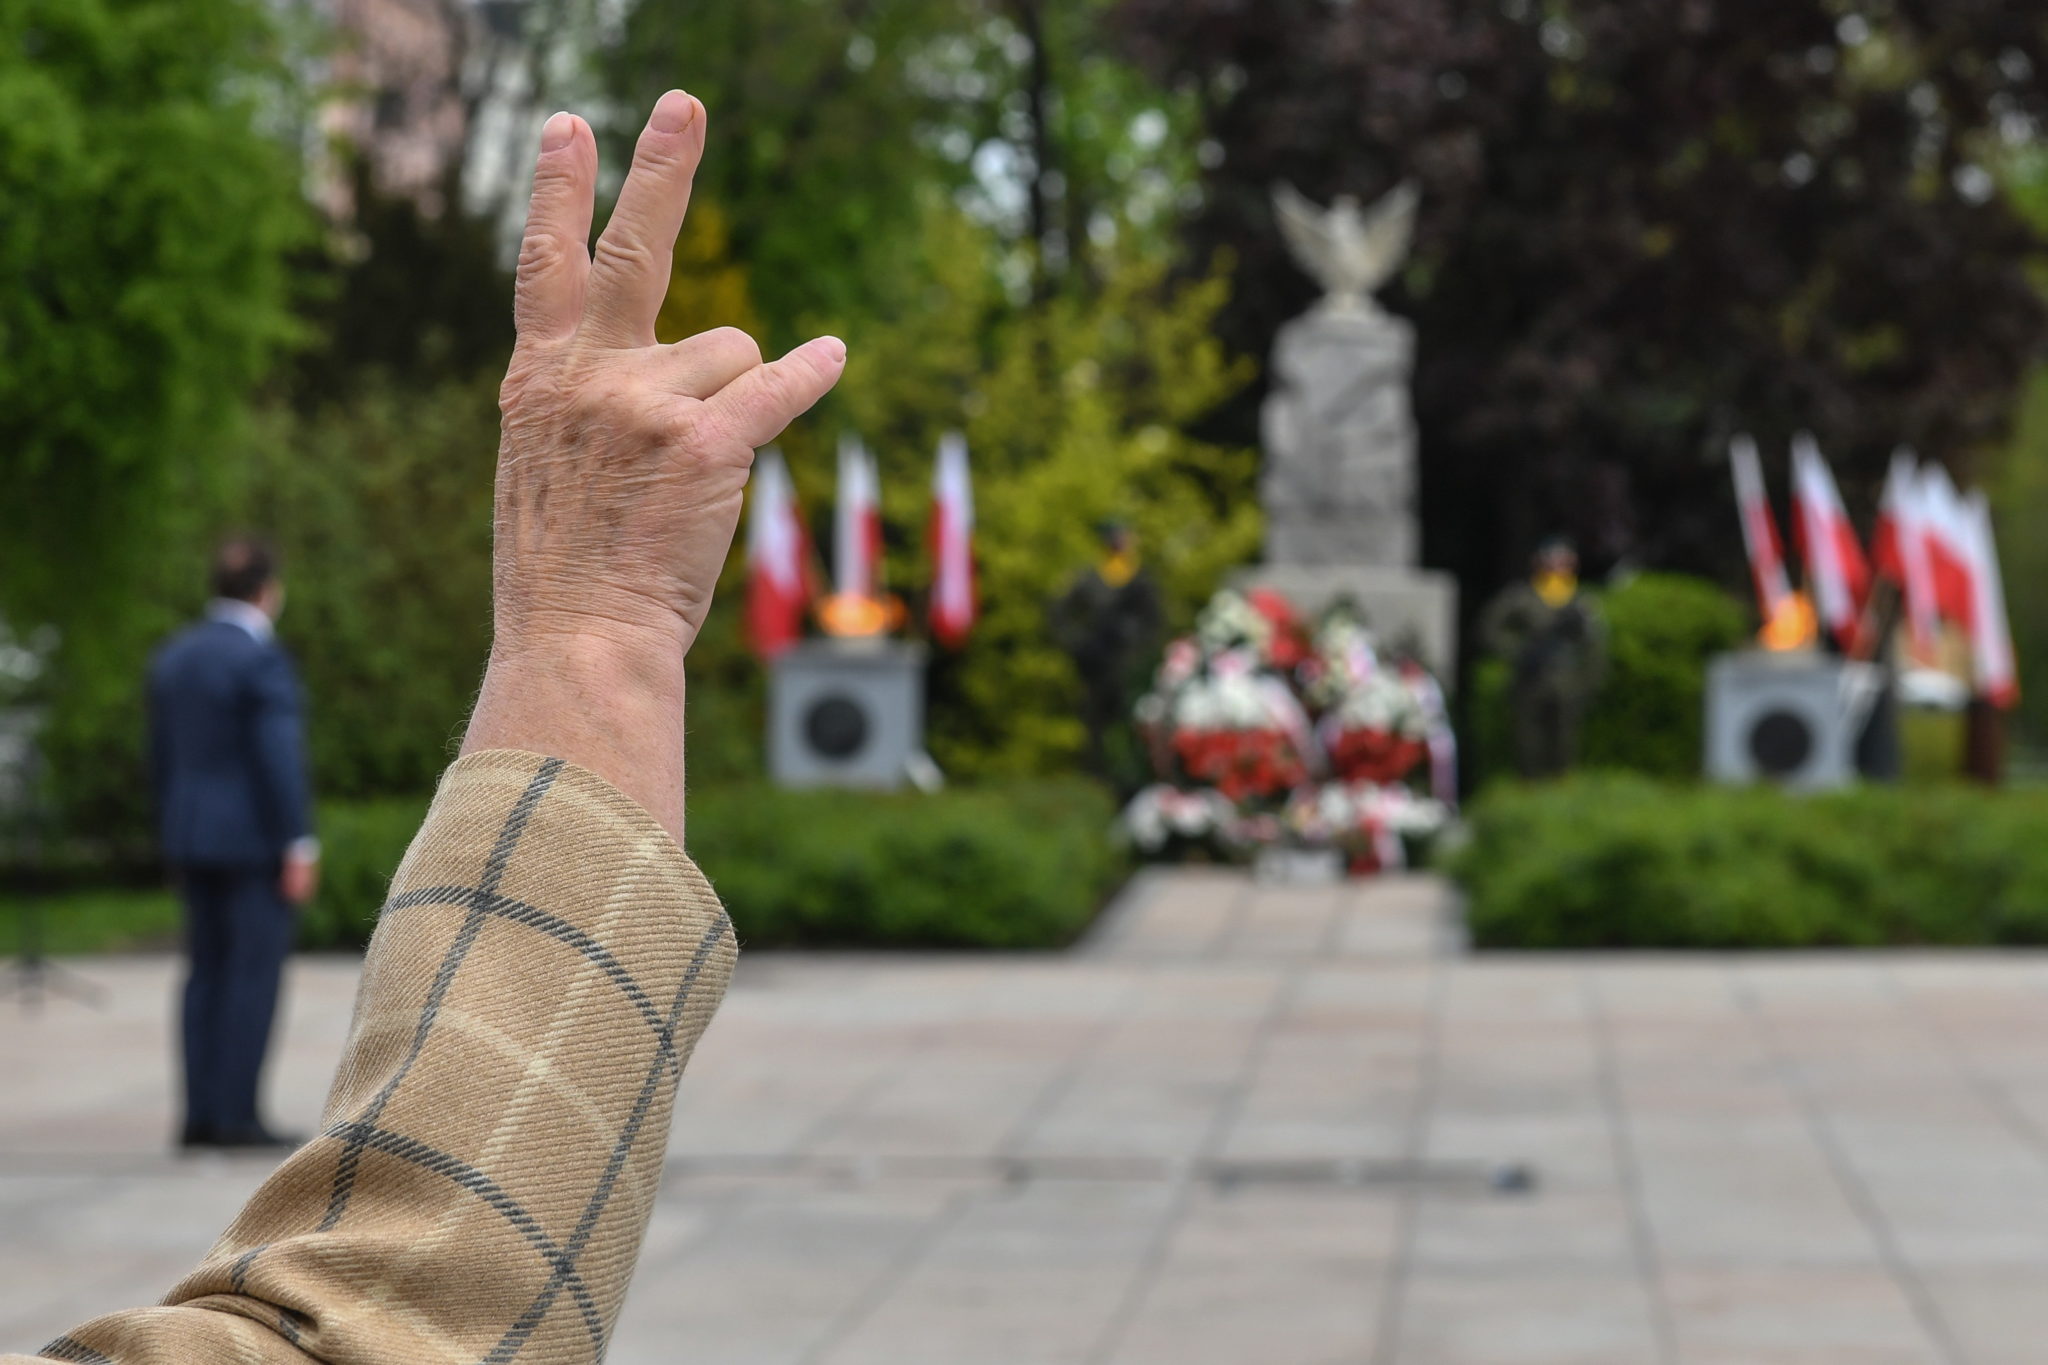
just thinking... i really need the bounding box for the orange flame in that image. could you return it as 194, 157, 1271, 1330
817, 593, 905, 638
1759, 591, 1818, 652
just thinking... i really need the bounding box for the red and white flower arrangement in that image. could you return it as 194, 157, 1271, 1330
1121, 589, 1454, 874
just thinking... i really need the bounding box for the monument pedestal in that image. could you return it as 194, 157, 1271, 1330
1260, 308, 1419, 568
1252, 304, 1457, 679
768, 639, 927, 789
1704, 651, 1887, 790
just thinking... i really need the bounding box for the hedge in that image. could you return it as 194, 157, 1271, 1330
296, 778, 1127, 952
8, 779, 1127, 955
296, 794, 432, 950
1452, 774, 2048, 948
686, 779, 1125, 949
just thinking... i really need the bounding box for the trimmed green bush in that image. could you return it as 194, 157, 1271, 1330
0, 796, 431, 955
1472, 572, 1748, 785
297, 795, 432, 950
686, 779, 1126, 949
290, 779, 1128, 953
1453, 774, 2048, 948
17, 781, 1127, 955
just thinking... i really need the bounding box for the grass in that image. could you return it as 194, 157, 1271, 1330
1, 885, 183, 957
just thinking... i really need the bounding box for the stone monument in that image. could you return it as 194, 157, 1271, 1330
1234, 182, 1459, 676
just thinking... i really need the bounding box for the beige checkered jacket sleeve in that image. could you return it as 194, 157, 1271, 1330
15, 750, 736, 1365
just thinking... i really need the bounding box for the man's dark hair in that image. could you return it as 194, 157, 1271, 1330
211, 536, 278, 603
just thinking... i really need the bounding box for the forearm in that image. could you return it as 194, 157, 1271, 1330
25, 752, 734, 1364
463, 625, 689, 845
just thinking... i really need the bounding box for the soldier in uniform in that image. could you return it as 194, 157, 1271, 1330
1480, 537, 1608, 780
1052, 520, 1163, 786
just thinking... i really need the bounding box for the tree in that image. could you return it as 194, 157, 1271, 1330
606, 0, 1202, 345
605, 1, 1242, 779
607, 0, 979, 345
0, 0, 312, 616
0, 0, 314, 824
768, 198, 1257, 777
1114, 0, 2048, 609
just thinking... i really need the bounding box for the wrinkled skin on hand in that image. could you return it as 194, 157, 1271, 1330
493, 91, 845, 661
462, 92, 844, 843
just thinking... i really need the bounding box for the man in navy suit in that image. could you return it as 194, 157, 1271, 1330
148, 537, 318, 1150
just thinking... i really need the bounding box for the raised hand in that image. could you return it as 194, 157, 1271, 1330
494, 91, 845, 660
464, 93, 844, 841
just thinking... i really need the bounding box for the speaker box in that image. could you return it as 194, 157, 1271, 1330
1705, 652, 1885, 791
768, 640, 927, 789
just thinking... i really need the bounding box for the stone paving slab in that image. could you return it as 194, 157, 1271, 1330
6, 872, 2048, 1362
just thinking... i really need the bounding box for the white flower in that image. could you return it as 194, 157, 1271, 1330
1120, 785, 1238, 852
1173, 670, 1270, 731
1196, 590, 1271, 652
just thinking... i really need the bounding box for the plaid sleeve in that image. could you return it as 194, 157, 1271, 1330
25, 750, 735, 1365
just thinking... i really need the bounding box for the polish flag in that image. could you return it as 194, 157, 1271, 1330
927, 432, 976, 648
1872, 450, 1939, 655
744, 448, 812, 658
1916, 465, 1979, 628
1729, 434, 1793, 620
1963, 491, 2019, 709
1789, 433, 1870, 651
835, 434, 883, 600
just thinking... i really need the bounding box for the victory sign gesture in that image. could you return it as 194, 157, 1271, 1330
465, 91, 846, 841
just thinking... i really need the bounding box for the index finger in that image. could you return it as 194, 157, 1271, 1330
513, 112, 597, 341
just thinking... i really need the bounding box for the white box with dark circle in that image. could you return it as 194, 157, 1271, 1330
1704, 651, 1882, 791
768, 639, 928, 789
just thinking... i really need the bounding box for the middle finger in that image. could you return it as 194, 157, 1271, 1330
584, 90, 706, 348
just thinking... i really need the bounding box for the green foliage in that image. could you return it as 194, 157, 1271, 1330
37, 374, 501, 837
1472, 573, 1748, 784
1, 792, 434, 956
13, 782, 1126, 955
231, 377, 498, 798
0, 885, 181, 957
668, 198, 1259, 783
829, 203, 1259, 776
287, 172, 514, 407
0, 0, 314, 833
1579, 573, 1749, 774
1454, 774, 2048, 949
608, 0, 973, 341
0, 0, 312, 667
296, 794, 430, 950
4, 795, 433, 954
1901, 706, 1966, 784
1120, 0, 2048, 599
688, 779, 1126, 949
608, 0, 1201, 349
1992, 365, 2048, 749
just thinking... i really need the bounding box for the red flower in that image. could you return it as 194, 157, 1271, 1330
1329, 728, 1427, 785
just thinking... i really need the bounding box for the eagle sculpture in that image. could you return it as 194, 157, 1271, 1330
1271, 181, 1419, 316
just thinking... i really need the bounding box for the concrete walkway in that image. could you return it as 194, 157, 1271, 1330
6, 870, 2048, 1362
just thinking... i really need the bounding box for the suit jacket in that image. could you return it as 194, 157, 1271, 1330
12, 750, 735, 1364
148, 616, 314, 867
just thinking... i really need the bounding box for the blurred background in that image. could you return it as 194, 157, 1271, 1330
9, 1, 2048, 1362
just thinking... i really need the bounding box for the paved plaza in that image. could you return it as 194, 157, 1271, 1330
7, 870, 2048, 1362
